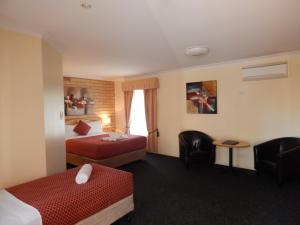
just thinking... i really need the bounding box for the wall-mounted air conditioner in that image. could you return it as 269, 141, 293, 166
242, 62, 288, 81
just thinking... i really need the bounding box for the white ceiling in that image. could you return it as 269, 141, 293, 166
1, 0, 300, 78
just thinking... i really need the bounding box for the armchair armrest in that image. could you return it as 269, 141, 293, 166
199, 135, 214, 151
279, 145, 300, 157
179, 136, 190, 157
254, 139, 280, 160
277, 145, 300, 177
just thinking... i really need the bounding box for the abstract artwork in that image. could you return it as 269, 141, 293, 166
186, 80, 217, 114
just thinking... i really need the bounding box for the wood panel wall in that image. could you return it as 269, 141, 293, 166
63, 77, 115, 131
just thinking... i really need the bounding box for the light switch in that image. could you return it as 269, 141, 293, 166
60, 111, 64, 120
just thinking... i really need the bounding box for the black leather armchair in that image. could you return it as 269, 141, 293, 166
179, 131, 215, 168
254, 137, 300, 186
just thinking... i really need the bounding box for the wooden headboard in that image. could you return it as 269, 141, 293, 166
65, 115, 101, 125
63, 77, 116, 131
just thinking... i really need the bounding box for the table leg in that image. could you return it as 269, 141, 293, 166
229, 147, 233, 170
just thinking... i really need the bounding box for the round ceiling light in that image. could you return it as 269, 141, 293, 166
81, 2, 92, 9
185, 46, 209, 56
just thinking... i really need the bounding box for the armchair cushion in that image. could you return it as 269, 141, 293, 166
259, 159, 276, 173
190, 150, 210, 157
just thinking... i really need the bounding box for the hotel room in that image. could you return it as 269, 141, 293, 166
0, 1, 300, 225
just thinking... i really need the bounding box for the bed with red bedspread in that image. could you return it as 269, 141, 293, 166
66, 134, 147, 167
5, 164, 134, 225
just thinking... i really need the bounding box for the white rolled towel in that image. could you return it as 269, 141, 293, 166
75, 164, 93, 184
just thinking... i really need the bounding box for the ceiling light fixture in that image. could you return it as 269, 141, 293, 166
81, 2, 92, 9
185, 46, 209, 56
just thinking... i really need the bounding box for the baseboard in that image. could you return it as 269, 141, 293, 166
215, 161, 255, 171
146, 152, 179, 159
146, 152, 255, 172
213, 164, 255, 174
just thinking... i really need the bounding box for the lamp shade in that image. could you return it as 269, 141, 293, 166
102, 117, 111, 126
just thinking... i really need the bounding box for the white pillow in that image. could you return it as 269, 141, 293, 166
87, 121, 102, 134
65, 124, 78, 138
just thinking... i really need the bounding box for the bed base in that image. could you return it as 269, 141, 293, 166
67, 148, 146, 168
76, 194, 134, 225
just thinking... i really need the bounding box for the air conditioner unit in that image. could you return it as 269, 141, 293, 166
242, 63, 288, 81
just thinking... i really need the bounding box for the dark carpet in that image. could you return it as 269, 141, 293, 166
112, 153, 300, 225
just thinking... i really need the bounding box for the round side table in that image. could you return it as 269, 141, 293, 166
213, 140, 250, 170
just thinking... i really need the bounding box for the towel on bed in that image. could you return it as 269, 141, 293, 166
101, 133, 129, 142
75, 164, 92, 184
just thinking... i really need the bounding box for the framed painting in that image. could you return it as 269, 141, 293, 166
64, 87, 95, 116
186, 80, 217, 114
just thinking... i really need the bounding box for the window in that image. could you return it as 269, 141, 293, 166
130, 90, 148, 136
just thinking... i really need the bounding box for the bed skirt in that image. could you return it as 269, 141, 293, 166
76, 194, 134, 225
67, 148, 146, 168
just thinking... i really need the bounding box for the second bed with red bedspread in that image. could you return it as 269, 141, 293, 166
7, 164, 133, 225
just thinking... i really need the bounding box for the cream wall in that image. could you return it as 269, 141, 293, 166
0, 28, 65, 188
116, 52, 300, 170
0, 28, 47, 188
42, 41, 66, 175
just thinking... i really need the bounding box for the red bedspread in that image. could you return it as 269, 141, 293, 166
66, 134, 147, 160
8, 164, 133, 225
